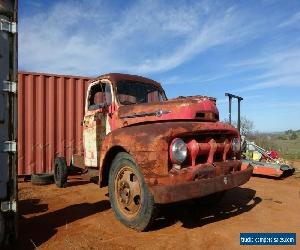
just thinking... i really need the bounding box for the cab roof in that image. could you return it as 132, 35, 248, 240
91, 73, 162, 89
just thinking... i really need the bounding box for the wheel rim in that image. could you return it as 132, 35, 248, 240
114, 166, 142, 218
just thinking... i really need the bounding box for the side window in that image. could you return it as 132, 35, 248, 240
88, 82, 112, 110
105, 83, 112, 105
148, 90, 162, 103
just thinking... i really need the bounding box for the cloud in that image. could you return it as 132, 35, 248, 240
161, 70, 245, 86
239, 75, 300, 91
267, 101, 300, 108
19, 0, 252, 76
278, 10, 300, 28
217, 94, 262, 106
229, 47, 300, 92
130, 6, 247, 73
25, 0, 43, 8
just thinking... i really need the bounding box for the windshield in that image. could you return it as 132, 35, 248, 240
116, 80, 167, 105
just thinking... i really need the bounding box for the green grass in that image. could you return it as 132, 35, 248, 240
250, 131, 300, 160
273, 131, 300, 160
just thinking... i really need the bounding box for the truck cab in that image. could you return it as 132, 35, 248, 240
54, 73, 253, 231
81, 74, 167, 168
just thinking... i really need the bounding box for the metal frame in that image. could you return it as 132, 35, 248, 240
0, 0, 18, 245
225, 93, 243, 132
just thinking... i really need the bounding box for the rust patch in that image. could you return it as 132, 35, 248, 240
78, 73, 245, 202
118, 96, 219, 127
150, 164, 253, 204
98, 121, 239, 186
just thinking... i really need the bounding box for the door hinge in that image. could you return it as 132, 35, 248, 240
0, 19, 17, 33
2, 80, 17, 93
0, 141, 17, 153
1, 200, 17, 212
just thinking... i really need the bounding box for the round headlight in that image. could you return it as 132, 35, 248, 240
170, 138, 187, 164
232, 137, 241, 153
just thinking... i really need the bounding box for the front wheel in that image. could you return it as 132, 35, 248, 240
108, 152, 156, 231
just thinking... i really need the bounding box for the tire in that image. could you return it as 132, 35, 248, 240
54, 157, 68, 188
108, 152, 156, 231
194, 191, 226, 206
31, 173, 54, 185
0, 212, 4, 247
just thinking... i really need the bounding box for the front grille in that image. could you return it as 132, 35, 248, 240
195, 112, 219, 121
182, 134, 235, 167
196, 112, 205, 118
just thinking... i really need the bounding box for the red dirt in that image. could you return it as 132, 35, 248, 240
13, 162, 300, 249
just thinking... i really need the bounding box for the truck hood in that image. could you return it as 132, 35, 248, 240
118, 95, 219, 127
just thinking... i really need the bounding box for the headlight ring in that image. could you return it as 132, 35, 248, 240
170, 138, 188, 164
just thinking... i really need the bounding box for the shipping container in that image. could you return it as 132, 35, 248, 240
18, 72, 92, 175
0, 0, 17, 245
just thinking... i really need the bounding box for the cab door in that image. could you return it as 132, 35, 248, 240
83, 80, 113, 167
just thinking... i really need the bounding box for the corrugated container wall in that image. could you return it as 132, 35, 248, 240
18, 72, 92, 175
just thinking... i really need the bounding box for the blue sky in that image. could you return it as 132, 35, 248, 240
19, 0, 300, 132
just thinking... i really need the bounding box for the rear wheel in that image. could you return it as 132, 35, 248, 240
54, 157, 68, 188
108, 152, 156, 231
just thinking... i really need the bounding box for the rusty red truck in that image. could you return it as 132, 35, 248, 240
54, 73, 253, 231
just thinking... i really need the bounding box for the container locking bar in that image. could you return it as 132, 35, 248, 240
0, 19, 17, 33
2, 80, 17, 93
1, 200, 17, 212
0, 141, 17, 153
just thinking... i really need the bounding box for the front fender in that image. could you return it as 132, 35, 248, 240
99, 121, 239, 185
99, 125, 170, 182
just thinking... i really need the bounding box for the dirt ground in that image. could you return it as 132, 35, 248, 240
11, 161, 300, 250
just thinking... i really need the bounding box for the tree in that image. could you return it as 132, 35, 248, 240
290, 132, 298, 140
239, 116, 254, 136
285, 129, 293, 135
223, 116, 254, 136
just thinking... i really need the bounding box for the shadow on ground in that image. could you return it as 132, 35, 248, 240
151, 187, 261, 230
66, 180, 91, 187
18, 199, 49, 216
65, 174, 99, 187
11, 199, 111, 250
9, 187, 260, 249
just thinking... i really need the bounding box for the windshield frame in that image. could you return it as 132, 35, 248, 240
115, 80, 167, 106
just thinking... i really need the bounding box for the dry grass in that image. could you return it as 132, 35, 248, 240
248, 131, 300, 160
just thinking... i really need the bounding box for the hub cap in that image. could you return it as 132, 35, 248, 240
115, 166, 142, 218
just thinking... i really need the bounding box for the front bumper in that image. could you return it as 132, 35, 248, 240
149, 161, 253, 204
